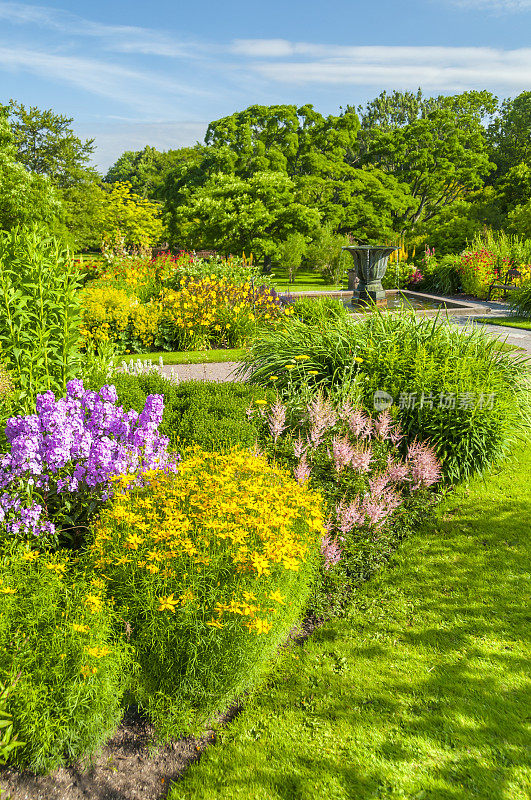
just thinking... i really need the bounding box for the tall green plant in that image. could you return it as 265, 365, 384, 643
0, 226, 82, 408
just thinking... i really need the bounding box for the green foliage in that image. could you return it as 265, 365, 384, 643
99, 182, 164, 248
104, 145, 184, 200
0, 110, 63, 232
0, 678, 25, 765
87, 450, 323, 739
419, 252, 462, 295
488, 91, 531, 177
168, 171, 320, 258
356, 89, 496, 234
167, 442, 531, 800
0, 547, 129, 772
306, 226, 350, 284
0, 226, 82, 409
381, 261, 417, 290
509, 284, 531, 318
241, 311, 531, 482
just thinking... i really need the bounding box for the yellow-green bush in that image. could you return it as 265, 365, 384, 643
80, 283, 160, 352
87, 449, 324, 739
0, 547, 129, 772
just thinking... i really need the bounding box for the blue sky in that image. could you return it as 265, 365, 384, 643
1, 0, 530, 172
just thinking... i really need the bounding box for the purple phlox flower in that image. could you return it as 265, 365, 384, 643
268, 401, 287, 443
385, 456, 410, 483
407, 441, 442, 488
350, 445, 373, 473
293, 454, 311, 484
335, 497, 364, 534
0, 379, 179, 540
331, 434, 356, 473
320, 531, 342, 570
347, 409, 372, 439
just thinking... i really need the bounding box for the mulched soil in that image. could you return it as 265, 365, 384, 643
0, 615, 322, 800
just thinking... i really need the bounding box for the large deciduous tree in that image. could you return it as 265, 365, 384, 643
169, 171, 320, 257
354, 90, 496, 235
0, 109, 62, 231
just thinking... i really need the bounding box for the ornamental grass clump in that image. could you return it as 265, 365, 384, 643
87, 449, 324, 740
0, 379, 178, 547
0, 547, 129, 773
249, 396, 441, 613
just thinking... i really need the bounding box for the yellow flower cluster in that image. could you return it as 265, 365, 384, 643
90, 449, 324, 635
158, 277, 291, 350
80, 284, 160, 348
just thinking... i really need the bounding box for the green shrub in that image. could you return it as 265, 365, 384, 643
510, 284, 531, 318
241, 311, 531, 482
86, 371, 273, 451
0, 547, 129, 772
87, 450, 323, 739
0, 226, 82, 410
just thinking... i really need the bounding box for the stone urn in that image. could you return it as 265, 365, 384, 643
343, 245, 398, 307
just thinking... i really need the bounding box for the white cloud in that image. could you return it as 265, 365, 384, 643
0, 45, 205, 112
234, 41, 531, 91
0, 2, 194, 57
452, 0, 531, 9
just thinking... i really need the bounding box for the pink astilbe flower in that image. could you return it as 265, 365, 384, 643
373, 409, 394, 439
331, 434, 356, 473
335, 497, 364, 533
407, 441, 442, 488
293, 454, 311, 484
347, 408, 372, 439
361, 487, 402, 526
350, 445, 373, 473
293, 433, 306, 459
267, 401, 287, 443
307, 394, 336, 448
320, 531, 342, 570
385, 455, 409, 483
368, 472, 390, 499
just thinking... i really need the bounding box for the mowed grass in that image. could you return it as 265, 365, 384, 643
169, 441, 531, 800
271, 266, 348, 293
119, 348, 245, 365
475, 316, 531, 331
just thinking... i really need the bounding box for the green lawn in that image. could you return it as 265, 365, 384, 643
169, 442, 531, 800
119, 348, 245, 365
475, 316, 531, 331
271, 266, 348, 293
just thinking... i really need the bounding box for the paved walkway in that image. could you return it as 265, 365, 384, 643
446, 298, 531, 356
160, 361, 241, 382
